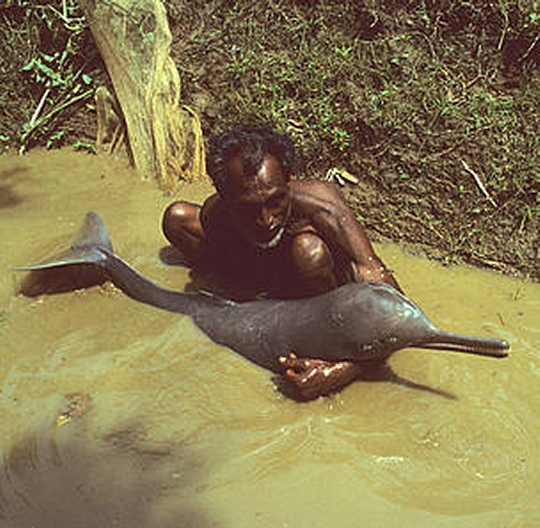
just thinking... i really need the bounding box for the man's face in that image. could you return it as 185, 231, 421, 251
225, 155, 291, 249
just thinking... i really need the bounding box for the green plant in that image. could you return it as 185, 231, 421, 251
2, 0, 96, 152
72, 140, 97, 154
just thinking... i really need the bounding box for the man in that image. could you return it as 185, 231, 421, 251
162, 125, 402, 399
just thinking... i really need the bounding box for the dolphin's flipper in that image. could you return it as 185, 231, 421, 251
15, 212, 111, 271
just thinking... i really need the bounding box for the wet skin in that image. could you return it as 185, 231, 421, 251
162, 155, 403, 399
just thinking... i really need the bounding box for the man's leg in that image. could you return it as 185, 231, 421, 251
288, 232, 338, 297
162, 201, 204, 262
283, 232, 362, 398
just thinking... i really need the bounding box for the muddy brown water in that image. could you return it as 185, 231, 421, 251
0, 150, 538, 528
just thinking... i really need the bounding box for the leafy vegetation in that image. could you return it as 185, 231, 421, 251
170, 0, 539, 278
0, 0, 100, 154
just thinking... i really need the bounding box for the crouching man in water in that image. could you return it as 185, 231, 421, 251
162, 125, 402, 399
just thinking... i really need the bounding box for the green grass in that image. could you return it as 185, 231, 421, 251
173, 0, 538, 277
0, 0, 98, 153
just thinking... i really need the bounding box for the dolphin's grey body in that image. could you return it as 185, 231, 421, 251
17, 212, 509, 371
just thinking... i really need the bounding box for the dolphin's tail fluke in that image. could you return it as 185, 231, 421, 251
15, 212, 111, 272
419, 330, 509, 358
16, 212, 205, 314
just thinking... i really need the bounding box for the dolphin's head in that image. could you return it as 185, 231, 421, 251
327, 282, 431, 361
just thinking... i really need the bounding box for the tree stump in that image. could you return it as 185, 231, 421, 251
82, 0, 205, 189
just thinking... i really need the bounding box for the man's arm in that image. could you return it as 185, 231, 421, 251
280, 181, 402, 399
291, 181, 402, 292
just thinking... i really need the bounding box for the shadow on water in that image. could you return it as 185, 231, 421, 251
0, 418, 219, 528
274, 362, 458, 402
0, 167, 31, 209
18, 266, 106, 297
159, 246, 208, 295
0, 184, 22, 209
374, 364, 457, 400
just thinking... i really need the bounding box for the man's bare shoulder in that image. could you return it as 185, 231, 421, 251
289, 179, 348, 213
290, 179, 342, 199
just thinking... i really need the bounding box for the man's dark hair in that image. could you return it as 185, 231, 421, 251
206, 125, 295, 194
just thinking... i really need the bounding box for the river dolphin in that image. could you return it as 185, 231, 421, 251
16, 212, 509, 372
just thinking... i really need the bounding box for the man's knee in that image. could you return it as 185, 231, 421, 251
163, 200, 195, 226
162, 201, 199, 245
290, 233, 333, 279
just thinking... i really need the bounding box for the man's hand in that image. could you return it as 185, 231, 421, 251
278, 352, 364, 400
355, 259, 403, 293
